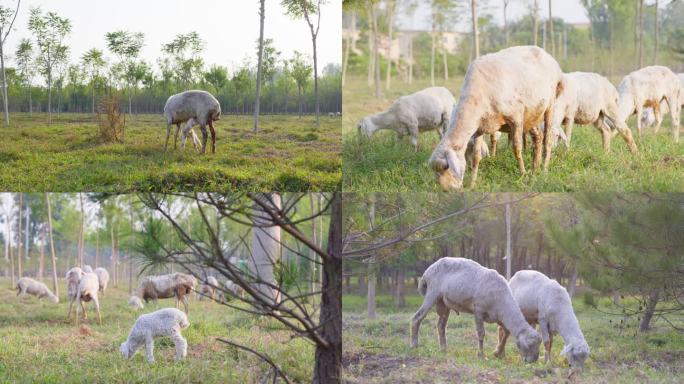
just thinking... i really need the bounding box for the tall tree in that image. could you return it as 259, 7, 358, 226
254, 0, 266, 133
45, 193, 58, 296
653, 0, 659, 63
503, 0, 512, 46
15, 39, 34, 115
290, 51, 312, 118
0, 0, 19, 125
106, 30, 144, 115
530, 0, 540, 46
250, 193, 282, 303
548, 0, 554, 56
281, 0, 326, 128
28, 7, 71, 126
81, 48, 106, 114
385, 0, 396, 90
471, 0, 480, 58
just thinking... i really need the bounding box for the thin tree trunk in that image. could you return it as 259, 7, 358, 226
310, 194, 318, 297
532, 0, 539, 46
548, 0, 554, 56
385, 3, 394, 90
442, 48, 449, 81
128, 196, 134, 295
47, 72, 52, 126
79, 193, 85, 267
653, 0, 659, 64
408, 37, 413, 84
38, 230, 45, 281
111, 225, 116, 287
253, 0, 265, 133
394, 266, 405, 308
45, 193, 59, 296
366, 197, 376, 319
95, 229, 99, 268
370, 3, 380, 98
342, 12, 354, 87
367, 6, 373, 87
505, 201, 512, 280
637, 0, 644, 68
249, 193, 282, 304
17, 194, 22, 278
0, 39, 9, 125
430, 28, 436, 86
566, 264, 578, 298
639, 291, 659, 332
503, 0, 510, 46
471, 0, 480, 59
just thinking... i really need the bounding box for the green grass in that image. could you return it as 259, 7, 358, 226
342, 294, 684, 383
342, 76, 684, 192
0, 113, 341, 192
0, 279, 313, 383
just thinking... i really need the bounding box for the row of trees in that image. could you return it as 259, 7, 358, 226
343, 0, 684, 96
342, 193, 684, 333
0, 2, 341, 128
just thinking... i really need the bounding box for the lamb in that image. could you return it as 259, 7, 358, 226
617, 66, 682, 142
495, 270, 590, 370
179, 117, 210, 150
551, 72, 637, 152
410, 257, 541, 362
82, 265, 93, 273
119, 308, 189, 363
429, 46, 564, 191
66, 267, 85, 318
357, 86, 455, 150
74, 272, 102, 325
16, 277, 59, 303
163, 90, 222, 154
640, 73, 684, 129
129, 273, 197, 313
94, 267, 110, 297
197, 276, 219, 301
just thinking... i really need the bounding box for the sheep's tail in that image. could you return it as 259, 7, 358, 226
417, 277, 428, 296
556, 76, 565, 99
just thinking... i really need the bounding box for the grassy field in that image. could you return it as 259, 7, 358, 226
342, 294, 684, 384
0, 113, 341, 192
342, 76, 684, 192
0, 279, 313, 383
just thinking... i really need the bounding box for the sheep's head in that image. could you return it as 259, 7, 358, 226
429, 142, 466, 191
120, 342, 134, 359
128, 296, 144, 309
515, 327, 542, 363
561, 341, 590, 369
357, 117, 377, 139
48, 293, 59, 304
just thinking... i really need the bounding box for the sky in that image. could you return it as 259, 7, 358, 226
397, 0, 590, 32
4, 0, 342, 75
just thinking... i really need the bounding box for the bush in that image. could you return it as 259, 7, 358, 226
96, 95, 126, 143
583, 292, 597, 308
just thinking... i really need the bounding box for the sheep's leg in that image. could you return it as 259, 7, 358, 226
474, 314, 486, 359
490, 134, 498, 157
410, 292, 438, 348
92, 296, 102, 325
509, 118, 526, 175
145, 335, 155, 363
208, 120, 216, 154
530, 127, 543, 171
469, 135, 483, 187
653, 102, 663, 133
435, 301, 450, 350
80, 300, 88, 320
493, 325, 510, 358
181, 295, 189, 314
539, 318, 552, 364
199, 123, 208, 154
407, 124, 419, 152
67, 298, 75, 318
164, 123, 173, 151
635, 105, 644, 137
542, 108, 554, 171
611, 117, 638, 153
666, 97, 681, 143
174, 123, 181, 149
594, 120, 612, 152
563, 117, 574, 147
172, 330, 188, 360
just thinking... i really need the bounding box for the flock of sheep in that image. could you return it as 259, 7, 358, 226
411, 257, 589, 372
15, 267, 242, 363
357, 45, 683, 191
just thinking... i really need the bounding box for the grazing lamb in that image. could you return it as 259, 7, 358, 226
197, 276, 220, 301
495, 270, 589, 370
94, 267, 110, 297
411, 258, 541, 362
16, 277, 59, 303
429, 46, 564, 191
74, 272, 102, 325
82, 265, 93, 273
66, 267, 85, 318
617, 66, 682, 142
641, 73, 684, 129
163, 90, 222, 154
128, 295, 145, 310
551, 72, 637, 152
179, 117, 211, 150
130, 273, 197, 313
120, 308, 189, 363
357, 86, 455, 150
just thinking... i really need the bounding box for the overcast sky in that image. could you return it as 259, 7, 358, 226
398, 0, 590, 31
4, 0, 342, 75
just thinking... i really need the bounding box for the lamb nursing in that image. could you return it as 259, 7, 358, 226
163, 90, 221, 154
429, 46, 564, 191
357, 86, 455, 150
410, 257, 541, 362
495, 270, 590, 369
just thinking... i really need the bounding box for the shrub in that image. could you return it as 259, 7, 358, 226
96, 95, 126, 143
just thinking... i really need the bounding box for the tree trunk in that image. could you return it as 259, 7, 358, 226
503, 0, 510, 46
253, 0, 265, 133
385, 4, 394, 90
532, 1, 539, 46
79, 193, 85, 267
128, 196, 134, 295
95, 229, 99, 268
408, 37, 413, 84
249, 193, 282, 304
38, 231, 45, 282
312, 192, 341, 384
111, 225, 117, 287
394, 266, 405, 308
342, 12, 354, 87
639, 291, 659, 332
367, 6, 373, 87
370, 3, 380, 98
47, 72, 52, 126
0, 40, 9, 125
653, 0, 658, 64
45, 193, 59, 296
505, 201, 512, 279
442, 47, 448, 81
92, 84, 96, 114
430, 28, 436, 86
566, 264, 578, 298
17, 194, 22, 278
367, 196, 376, 319
637, 0, 644, 69
548, 0, 554, 56
471, 0, 479, 59
310, 193, 319, 296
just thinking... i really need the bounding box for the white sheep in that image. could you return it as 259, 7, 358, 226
119, 308, 190, 363
16, 277, 59, 303
129, 273, 197, 313
551, 72, 637, 152
128, 295, 145, 310
495, 270, 590, 370
74, 272, 102, 325
163, 90, 221, 154
82, 265, 93, 273
640, 73, 684, 129
429, 46, 564, 191
411, 257, 541, 362
197, 276, 219, 301
617, 66, 682, 142
357, 86, 455, 150
94, 267, 110, 297
66, 267, 85, 318
179, 117, 211, 150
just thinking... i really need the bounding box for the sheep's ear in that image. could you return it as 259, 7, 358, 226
560, 344, 572, 356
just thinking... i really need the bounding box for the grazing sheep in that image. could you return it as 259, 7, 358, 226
551, 72, 637, 152
74, 272, 102, 325
66, 267, 85, 318
357, 86, 455, 150
641, 73, 684, 129
163, 90, 222, 154
197, 276, 219, 301
94, 267, 110, 297
131, 273, 197, 313
495, 270, 589, 370
336, 111, 341, 117
411, 257, 541, 362
617, 66, 682, 142
429, 46, 564, 191
82, 265, 93, 273
16, 277, 59, 303
120, 308, 190, 363
218, 279, 244, 302
328, 112, 335, 118
128, 295, 145, 310
177, 117, 203, 150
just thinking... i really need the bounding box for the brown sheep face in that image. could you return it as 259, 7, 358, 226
429, 143, 466, 191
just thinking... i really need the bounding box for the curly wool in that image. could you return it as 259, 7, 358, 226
120, 308, 190, 362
